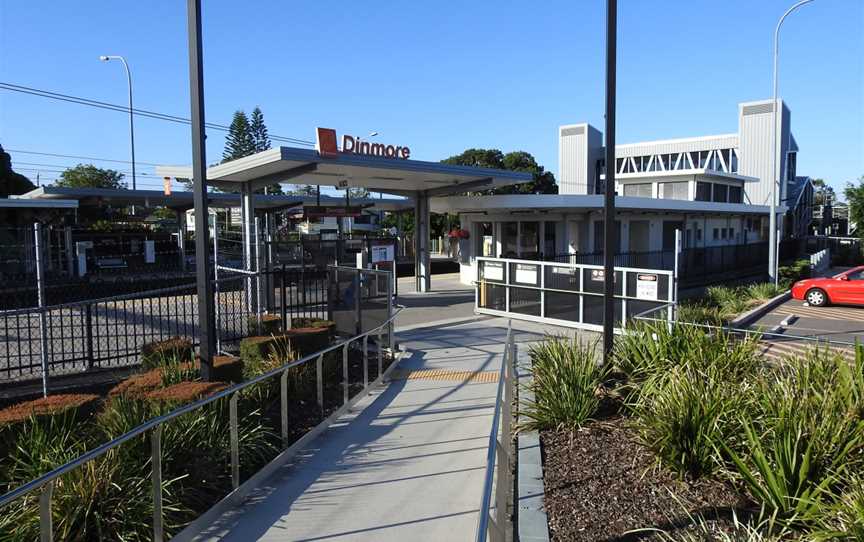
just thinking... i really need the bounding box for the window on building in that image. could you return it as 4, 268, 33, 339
478, 222, 494, 257
713, 184, 729, 203
648, 156, 660, 172
729, 228, 735, 241
502, 222, 518, 257
729, 186, 743, 204
685, 152, 696, 169
730, 149, 739, 173
709, 151, 721, 170
660, 182, 688, 200
721, 228, 728, 240
593, 220, 622, 253
696, 228, 703, 242
695, 182, 712, 201
615, 158, 624, 174
623, 183, 652, 198
713, 228, 719, 240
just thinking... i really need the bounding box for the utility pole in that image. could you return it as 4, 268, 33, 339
187, 0, 216, 381
602, 0, 617, 364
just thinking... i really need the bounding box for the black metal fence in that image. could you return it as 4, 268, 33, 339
550, 241, 785, 287
0, 268, 332, 383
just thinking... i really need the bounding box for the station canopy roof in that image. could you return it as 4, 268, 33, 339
156, 146, 532, 197
431, 194, 779, 215
13, 186, 414, 212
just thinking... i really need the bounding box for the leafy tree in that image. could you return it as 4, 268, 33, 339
222, 111, 255, 163
0, 145, 36, 197
442, 148, 557, 194
811, 178, 836, 206
844, 175, 864, 238
55, 164, 126, 189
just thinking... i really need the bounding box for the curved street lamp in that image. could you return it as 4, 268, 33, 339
99, 55, 137, 191
769, 0, 814, 285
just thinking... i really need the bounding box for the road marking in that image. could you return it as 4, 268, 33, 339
760, 340, 854, 363
773, 306, 860, 321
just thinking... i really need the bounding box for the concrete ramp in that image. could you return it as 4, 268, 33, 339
189, 318, 546, 542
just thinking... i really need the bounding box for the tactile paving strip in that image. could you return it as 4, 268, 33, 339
390, 368, 499, 383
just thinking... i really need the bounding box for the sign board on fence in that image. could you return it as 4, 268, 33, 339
371, 245, 394, 263
515, 264, 538, 285
144, 240, 156, 264
636, 273, 659, 300
483, 261, 504, 281
591, 269, 604, 282
304, 206, 363, 218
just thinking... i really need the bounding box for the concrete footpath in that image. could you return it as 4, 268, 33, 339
191, 317, 548, 542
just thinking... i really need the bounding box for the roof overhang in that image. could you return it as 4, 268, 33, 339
13, 186, 414, 212
615, 168, 759, 183
431, 194, 780, 215
0, 197, 78, 209
156, 146, 532, 196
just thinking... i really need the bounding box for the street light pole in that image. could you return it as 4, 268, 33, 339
602, 0, 617, 364
99, 55, 137, 191
769, 0, 814, 285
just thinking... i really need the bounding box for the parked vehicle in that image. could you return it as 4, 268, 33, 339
791, 265, 864, 306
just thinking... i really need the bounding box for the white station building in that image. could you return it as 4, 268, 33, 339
435, 99, 814, 285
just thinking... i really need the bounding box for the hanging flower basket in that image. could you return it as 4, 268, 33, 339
448, 228, 470, 239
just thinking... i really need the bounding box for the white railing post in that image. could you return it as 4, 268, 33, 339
151, 425, 164, 542
39, 480, 53, 542
229, 392, 240, 489
34, 222, 50, 397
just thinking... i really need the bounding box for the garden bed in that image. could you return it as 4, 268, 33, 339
542, 416, 750, 541
523, 326, 864, 541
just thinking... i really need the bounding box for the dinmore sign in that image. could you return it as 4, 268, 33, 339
316, 127, 410, 160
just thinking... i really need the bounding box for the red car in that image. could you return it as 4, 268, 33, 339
791, 266, 864, 307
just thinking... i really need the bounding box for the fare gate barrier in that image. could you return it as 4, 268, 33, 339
475, 257, 675, 331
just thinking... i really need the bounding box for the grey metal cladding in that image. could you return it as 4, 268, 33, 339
561, 126, 585, 137
742, 103, 774, 116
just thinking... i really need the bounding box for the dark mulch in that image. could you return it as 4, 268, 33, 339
541, 416, 753, 541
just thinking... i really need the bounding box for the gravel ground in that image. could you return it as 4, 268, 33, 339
541, 416, 752, 541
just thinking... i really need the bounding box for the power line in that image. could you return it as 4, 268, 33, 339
7, 149, 164, 167
0, 82, 316, 146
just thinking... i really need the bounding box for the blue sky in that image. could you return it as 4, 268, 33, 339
1, 0, 862, 196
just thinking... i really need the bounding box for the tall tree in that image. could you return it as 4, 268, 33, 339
55, 164, 126, 189
0, 145, 36, 197
442, 148, 557, 194
222, 111, 255, 163
249, 107, 271, 153
844, 175, 864, 238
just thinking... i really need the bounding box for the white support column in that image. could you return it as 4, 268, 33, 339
241, 183, 256, 311
414, 191, 431, 292
176, 209, 187, 271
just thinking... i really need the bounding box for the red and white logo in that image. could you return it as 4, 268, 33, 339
316, 127, 339, 158
315, 127, 410, 160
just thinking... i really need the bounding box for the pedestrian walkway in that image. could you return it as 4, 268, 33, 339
189, 317, 549, 542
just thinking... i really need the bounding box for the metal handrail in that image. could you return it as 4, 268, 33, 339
475, 320, 514, 542
0, 304, 403, 542
632, 301, 859, 348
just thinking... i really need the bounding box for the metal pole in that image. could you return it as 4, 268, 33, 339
151, 425, 164, 542
122, 57, 137, 191
39, 480, 53, 542
602, 0, 617, 364
187, 0, 216, 381
770, 0, 814, 286
34, 223, 49, 397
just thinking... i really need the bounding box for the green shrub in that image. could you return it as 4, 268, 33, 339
676, 302, 726, 325
630, 363, 747, 478
779, 259, 811, 288
141, 337, 194, 370
522, 336, 607, 431
746, 282, 785, 301
808, 474, 864, 541
719, 347, 864, 528
614, 322, 762, 401
248, 314, 282, 336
